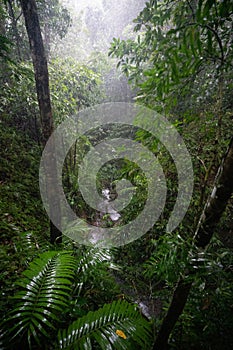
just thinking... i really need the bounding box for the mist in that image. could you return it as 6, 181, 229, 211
51, 0, 146, 102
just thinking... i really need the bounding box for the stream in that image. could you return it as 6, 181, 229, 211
91, 188, 162, 319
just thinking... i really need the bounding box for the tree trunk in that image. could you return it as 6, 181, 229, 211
20, 0, 62, 243
154, 280, 192, 350
194, 137, 233, 248
7, 0, 22, 60
154, 137, 233, 349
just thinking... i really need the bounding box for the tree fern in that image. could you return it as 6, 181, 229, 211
57, 299, 153, 350
2, 251, 76, 348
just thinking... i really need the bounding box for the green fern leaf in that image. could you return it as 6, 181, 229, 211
57, 300, 153, 349
74, 247, 118, 296
3, 251, 76, 346
77, 248, 113, 274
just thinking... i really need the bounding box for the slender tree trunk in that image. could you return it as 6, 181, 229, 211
20, 0, 62, 243
43, 22, 51, 58
0, 7, 8, 76
7, 0, 22, 60
154, 137, 233, 349
154, 280, 192, 350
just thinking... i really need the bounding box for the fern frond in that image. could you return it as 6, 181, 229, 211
78, 247, 113, 274
73, 247, 118, 296
57, 300, 153, 349
19, 231, 50, 251
13, 231, 51, 263
3, 251, 76, 347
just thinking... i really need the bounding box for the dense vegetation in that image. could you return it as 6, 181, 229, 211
0, 0, 233, 349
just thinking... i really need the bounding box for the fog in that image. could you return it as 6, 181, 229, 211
56, 0, 146, 56
51, 1, 146, 102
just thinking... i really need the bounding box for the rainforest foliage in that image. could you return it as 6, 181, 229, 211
0, 1, 233, 349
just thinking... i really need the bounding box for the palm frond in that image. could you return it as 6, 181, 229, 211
2, 251, 76, 347
57, 299, 153, 350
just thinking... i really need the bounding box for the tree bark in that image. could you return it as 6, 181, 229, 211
20, 0, 62, 243
154, 137, 233, 349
